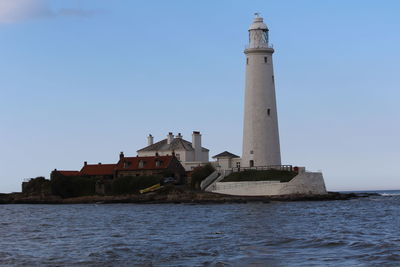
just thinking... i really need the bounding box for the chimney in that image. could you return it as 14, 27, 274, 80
84, 161, 87, 166
176, 133, 183, 139
119, 152, 124, 160
147, 134, 154, 146
167, 132, 174, 144
192, 131, 202, 161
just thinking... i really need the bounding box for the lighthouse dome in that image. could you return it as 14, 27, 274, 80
248, 16, 268, 31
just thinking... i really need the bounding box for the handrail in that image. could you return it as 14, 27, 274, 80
245, 43, 274, 49
230, 165, 293, 173
200, 171, 220, 190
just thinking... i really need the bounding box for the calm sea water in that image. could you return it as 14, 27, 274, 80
1, 191, 400, 267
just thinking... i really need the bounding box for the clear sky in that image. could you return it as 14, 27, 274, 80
1, 0, 399, 192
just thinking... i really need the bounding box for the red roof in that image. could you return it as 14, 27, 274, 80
80, 164, 117, 176
58, 170, 80, 176
116, 155, 173, 171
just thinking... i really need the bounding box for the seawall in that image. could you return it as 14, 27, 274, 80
210, 171, 327, 196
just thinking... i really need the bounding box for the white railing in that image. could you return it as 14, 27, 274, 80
245, 43, 274, 49
230, 165, 293, 173
200, 171, 220, 191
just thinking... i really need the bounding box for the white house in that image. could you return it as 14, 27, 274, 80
137, 131, 209, 171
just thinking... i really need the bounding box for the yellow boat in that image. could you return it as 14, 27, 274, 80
140, 183, 162, 194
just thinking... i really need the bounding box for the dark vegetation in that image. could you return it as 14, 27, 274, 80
221, 169, 298, 183
22, 177, 51, 196
112, 176, 161, 195
24, 173, 163, 198
190, 164, 215, 189
51, 174, 96, 198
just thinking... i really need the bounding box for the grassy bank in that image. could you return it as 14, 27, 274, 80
221, 169, 298, 183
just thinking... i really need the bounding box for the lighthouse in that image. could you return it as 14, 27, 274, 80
242, 14, 281, 167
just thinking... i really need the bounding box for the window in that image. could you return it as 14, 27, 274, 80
155, 160, 163, 167
138, 160, 145, 168
249, 160, 254, 167
236, 162, 241, 168
272, 75, 275, 83
246, 58, 249, 65
175, 153, 180, 160
264, 57, 268, 63
250, 150, 254, 154
267, 108, 271, 116
123, 161, 131, 168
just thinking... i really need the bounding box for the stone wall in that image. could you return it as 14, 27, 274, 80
210, 171, 327, 196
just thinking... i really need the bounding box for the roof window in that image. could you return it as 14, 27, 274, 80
155, 160, 163, 167
139, 160, 145, 168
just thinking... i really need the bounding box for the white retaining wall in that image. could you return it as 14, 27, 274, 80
210, 171, 327, 196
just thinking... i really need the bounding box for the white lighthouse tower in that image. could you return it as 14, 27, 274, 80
242, 14, 281, 167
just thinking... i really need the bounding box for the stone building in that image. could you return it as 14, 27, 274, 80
52, 153, 185, 181
51, 153, 186, 194
115, 153, 186, 182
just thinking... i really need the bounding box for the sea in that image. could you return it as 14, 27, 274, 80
0, 190, 399, 267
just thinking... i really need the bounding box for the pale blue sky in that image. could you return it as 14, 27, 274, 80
1, 0, 399, 192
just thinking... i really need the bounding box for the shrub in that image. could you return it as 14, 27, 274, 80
111, 176, 161, 195
190, 164, 215, 189
51, 174, 96, 198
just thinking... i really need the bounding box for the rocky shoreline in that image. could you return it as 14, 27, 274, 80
0, 187, 379, 205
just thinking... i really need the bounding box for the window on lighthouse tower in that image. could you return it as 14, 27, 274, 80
264, 57, 268, 63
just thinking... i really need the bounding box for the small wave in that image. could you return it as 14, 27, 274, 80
381, 193, 400, 196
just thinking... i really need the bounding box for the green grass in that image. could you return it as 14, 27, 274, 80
221, 169, 298, 183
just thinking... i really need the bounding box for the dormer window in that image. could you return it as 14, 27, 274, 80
123, 161, 131, 168
155, 160, 163, 167
139, 160, 145, 168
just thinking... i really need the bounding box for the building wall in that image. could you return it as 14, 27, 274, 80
211, 172, 327, 196
214, 158, 242, 170
202, 151, 209, 162
183, 162, 209, 171
215, 158, 232, 169
116, 170, 164, 177
137, 149, 209, 171
116, 157, 186, 181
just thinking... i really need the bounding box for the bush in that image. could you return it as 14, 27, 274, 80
221, 169, 297, 183
112, 176, 161, 195
190, 164, 215, 189
51, 174, 96, 198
